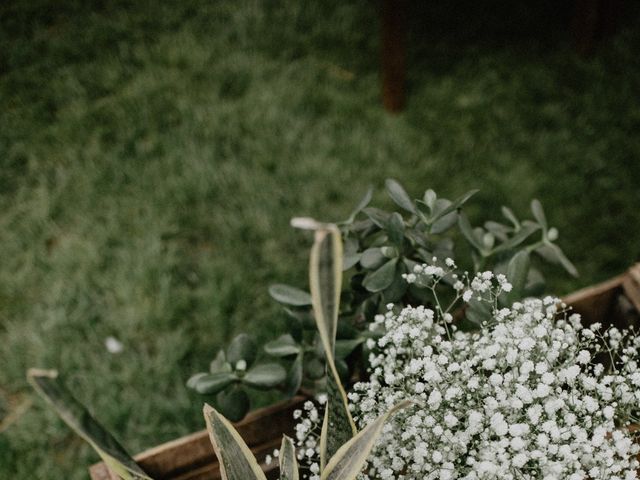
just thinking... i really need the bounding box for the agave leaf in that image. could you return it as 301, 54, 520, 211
203, 403, 267, 480
309, 225, 342, 358
305, 224, 357, 467
319, 407, 329, 470
27, 369, 152, 480
321, 400, 413, 480
320, 371, 357, 469
279, 435, 299, 480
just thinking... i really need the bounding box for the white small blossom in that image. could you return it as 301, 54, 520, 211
295, 266, 640, 480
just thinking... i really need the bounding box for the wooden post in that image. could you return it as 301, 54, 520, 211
381, 0, 407, 112
571, 0, 623, 56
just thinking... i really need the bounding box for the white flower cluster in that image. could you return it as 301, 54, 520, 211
294, 265, 640, 480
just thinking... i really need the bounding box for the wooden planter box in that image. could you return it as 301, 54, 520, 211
89, 395, 308, 480
90, 264, 640, 480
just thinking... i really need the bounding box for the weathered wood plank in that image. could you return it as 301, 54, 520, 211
90, 396, 307, 480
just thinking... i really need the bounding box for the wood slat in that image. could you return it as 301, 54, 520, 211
90, 396, 307, 480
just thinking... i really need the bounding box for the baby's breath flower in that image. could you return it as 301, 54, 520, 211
294, 265, 640, 480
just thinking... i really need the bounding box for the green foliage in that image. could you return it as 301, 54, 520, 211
187, 335, 287, 421
203, 404, 267, 480
4, 1, 640, 477
203, 399, 411, 480
27, 370, 151, 480
278, 436, 299, 480
191, 181, 578, 416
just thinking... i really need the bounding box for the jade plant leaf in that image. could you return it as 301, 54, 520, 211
279, 435, 299, 480
243, 363, 287, 389
27, 369, 152, 480
269, 284, 313, 307
321, 400, 413, 480
210, 350, 233, 373
286, 353, 304, 397
193, 372, 237, 395
226, 334, 257, 367
264, 334, 301, 357
203, 403, 267, 480
216, 387, 250, 422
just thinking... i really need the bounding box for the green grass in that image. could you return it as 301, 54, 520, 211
1, 0, 639, 477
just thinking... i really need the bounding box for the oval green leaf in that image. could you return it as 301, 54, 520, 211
362, 259, 398, 293
264, 334, 300, 357
385, 178, 415, 213
243, 363, 287, 389
269, 284, 313, 307
216, 388, 250, 423
195, 372, 237, 395
226, 334, 257, 367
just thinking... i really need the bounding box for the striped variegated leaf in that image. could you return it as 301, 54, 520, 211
203, 403, 267, 480
321, 400, 413, 480
279, 435, 299, 480
320, 370, 356, 470
301, 223, 357, 467
309, 225, 342, 356
27, 369, 152, 480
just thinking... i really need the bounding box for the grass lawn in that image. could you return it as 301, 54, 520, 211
1, 0, 639, 477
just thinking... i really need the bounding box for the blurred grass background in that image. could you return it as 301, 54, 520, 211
1, 0, 639, 477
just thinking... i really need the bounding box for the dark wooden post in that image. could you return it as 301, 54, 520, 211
571, 0, 623, 56
381, 0, 407, 112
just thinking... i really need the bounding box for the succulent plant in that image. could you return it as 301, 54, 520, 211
189, 180, 577, 420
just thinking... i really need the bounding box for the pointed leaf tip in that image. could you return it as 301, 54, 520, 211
203, 403, 267, 480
